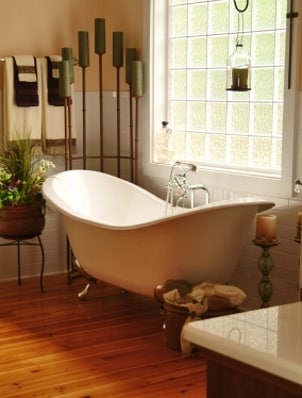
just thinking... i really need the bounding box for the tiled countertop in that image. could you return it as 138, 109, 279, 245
182, 301, 302, 386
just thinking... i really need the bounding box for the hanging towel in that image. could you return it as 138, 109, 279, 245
12, 55, 39, 107
3, 57, 42, 147
40, 56, 76, 155
45, 56, 64, 106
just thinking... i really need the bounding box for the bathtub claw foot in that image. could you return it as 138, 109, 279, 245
78, 283, 91, 300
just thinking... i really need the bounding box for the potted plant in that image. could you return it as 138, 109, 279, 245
0, 138, 55, 239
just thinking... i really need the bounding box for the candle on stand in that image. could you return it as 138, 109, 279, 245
296, 212, 302, 240
126, 48, 137, 85
95, 18, 106, 55
131, 60, 143, 98
62, 47, 74, 83
59, 60, 71, 98
256, 214, 277, 243
78, 31, 89, 67
112, 32, 123, 68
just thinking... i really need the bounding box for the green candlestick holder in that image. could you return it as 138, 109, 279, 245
293, 232, 301, 300
253, 239, 280, 308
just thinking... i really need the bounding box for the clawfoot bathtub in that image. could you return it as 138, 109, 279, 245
43, 170, 274, 297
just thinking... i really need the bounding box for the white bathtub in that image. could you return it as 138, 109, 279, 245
43, 170, 274, 297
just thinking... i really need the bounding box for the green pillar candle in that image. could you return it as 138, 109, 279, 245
62, 47, 74, 84
59, 60, 71, 97
78, 31, 89, 68
112, 32, 123, 68
126, 48, 137, 84
95, 18, 106, 55
131, 60, 143, 98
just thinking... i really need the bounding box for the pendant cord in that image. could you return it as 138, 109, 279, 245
233, 0, 249, 46
236, 13, 244, 45
233, 0, 249, 13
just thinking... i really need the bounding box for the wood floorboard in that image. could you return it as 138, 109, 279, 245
0, 274, 206, 397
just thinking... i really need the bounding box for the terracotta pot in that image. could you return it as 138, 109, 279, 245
0, 199, 46, 239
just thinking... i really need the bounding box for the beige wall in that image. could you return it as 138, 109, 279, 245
0, 0, 143, 91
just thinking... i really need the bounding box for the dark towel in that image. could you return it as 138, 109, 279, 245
12, 56, 39, 107
46, 56, 64, 106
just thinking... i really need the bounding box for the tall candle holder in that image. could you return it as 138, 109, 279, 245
253, 239, 280, 308
78, 31, 90, 170
293, 215, 301, 300
126, 48, 137, 183
95, 18, 106, 171
98, 54, 104, 172
59, 59, 72, 170
131, 60, 143, 184
113, 32, 124, 178
66, 96, 73, 170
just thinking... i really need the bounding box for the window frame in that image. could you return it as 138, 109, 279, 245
143, 0, 298, 198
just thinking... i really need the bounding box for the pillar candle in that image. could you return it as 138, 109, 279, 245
95, 18, 106, 55
256, 215, 277, 243
78, 31, 89, 68
131, 60, 143, 98
62, 47, 74, 83
232, 67, 248, 90
112, 32, 123, 68
126, 48, 137, 84
59, 60, 71, 98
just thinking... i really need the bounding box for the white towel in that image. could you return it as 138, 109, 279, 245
13, 55, 37, 82
3, 57, 42, 144
40, 56, 77, 155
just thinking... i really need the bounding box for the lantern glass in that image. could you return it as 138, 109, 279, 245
226, 43, 251, 91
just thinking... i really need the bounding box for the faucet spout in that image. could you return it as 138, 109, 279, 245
188, 184, 210, 207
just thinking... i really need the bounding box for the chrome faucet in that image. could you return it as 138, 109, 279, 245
165, 161, 210, 214
294, 179, 302, 195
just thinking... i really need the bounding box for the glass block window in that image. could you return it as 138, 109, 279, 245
163, 0, 287, 176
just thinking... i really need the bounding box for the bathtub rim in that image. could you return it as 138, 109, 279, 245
42, 169, 275, 230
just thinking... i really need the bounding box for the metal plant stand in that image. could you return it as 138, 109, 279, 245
0, 235, 45, 292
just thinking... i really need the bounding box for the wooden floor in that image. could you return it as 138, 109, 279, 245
0, 274, 206, 397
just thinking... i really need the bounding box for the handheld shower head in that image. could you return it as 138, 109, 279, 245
173, 161, 198, 173
188, 163, 198, 172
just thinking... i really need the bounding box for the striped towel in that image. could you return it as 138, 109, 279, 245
3, 57, 42, 145
45, 56, 64, 106
12, 55, 39, 107
41, 56, 76, 154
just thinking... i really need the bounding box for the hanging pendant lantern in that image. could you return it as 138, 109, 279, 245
226, 43, 251, 91
226, 0, 251, 91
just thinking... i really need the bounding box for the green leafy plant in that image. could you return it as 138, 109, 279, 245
0, 139, 55, 208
